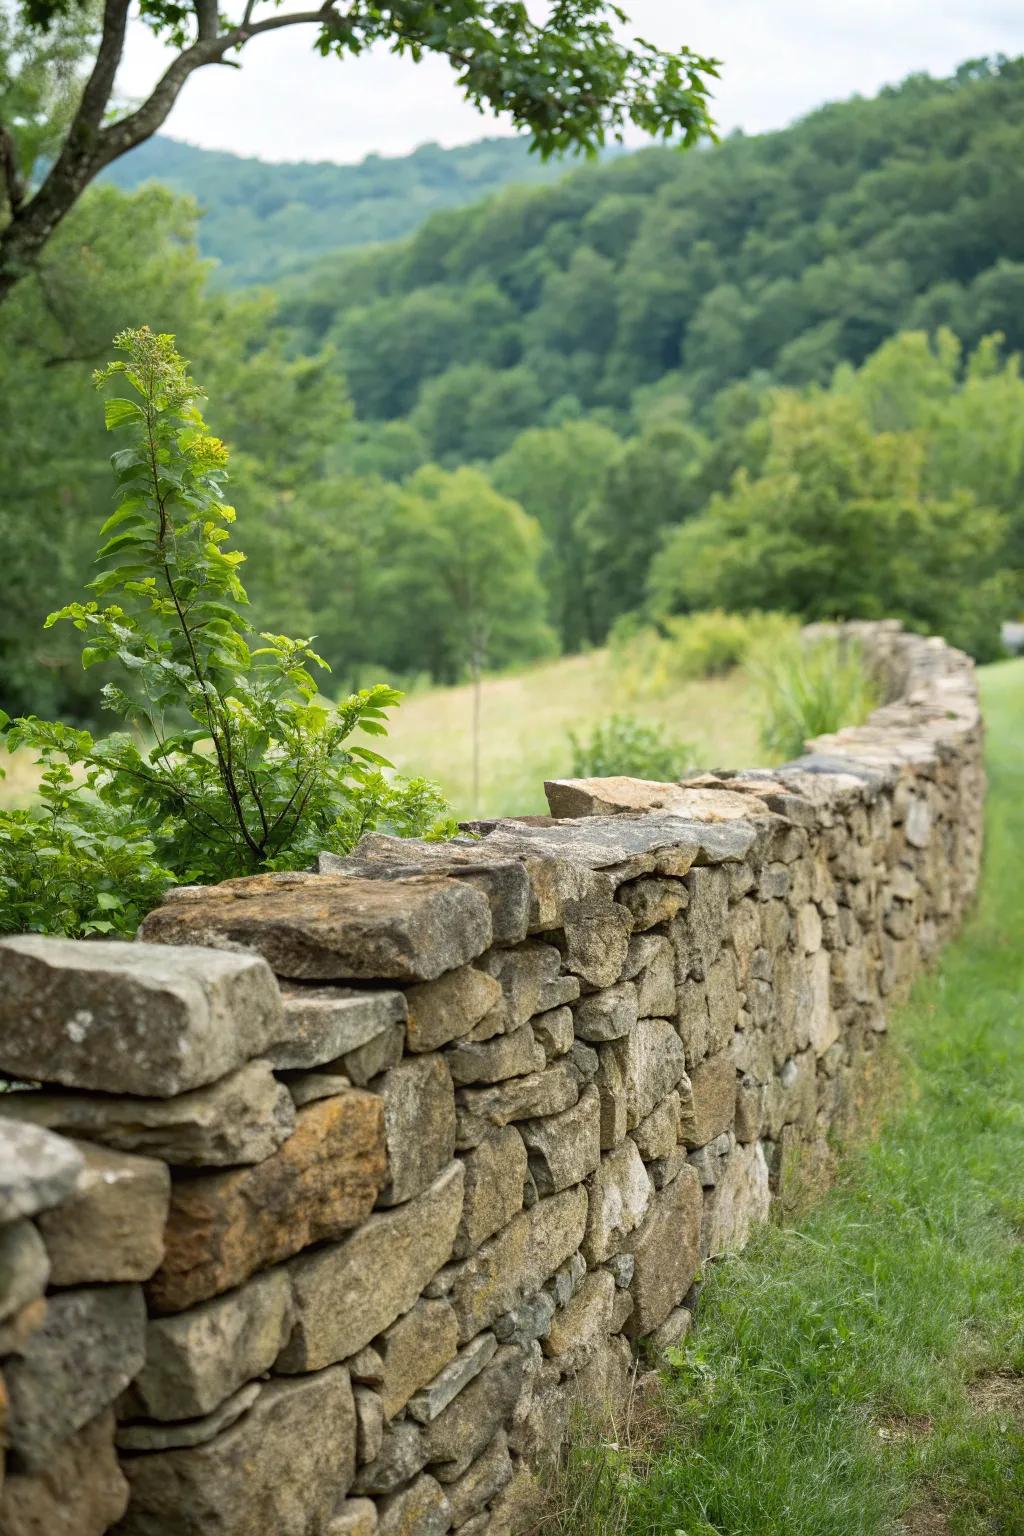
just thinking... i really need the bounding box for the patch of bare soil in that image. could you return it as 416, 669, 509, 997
966, 1368, 1024, 1419
875, 1412, 934, 1445
894, 1496, 952, 1535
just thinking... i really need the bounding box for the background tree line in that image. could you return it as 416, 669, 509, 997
1, 57, 1022, 730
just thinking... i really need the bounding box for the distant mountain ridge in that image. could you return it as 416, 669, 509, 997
102, 133, 566, 285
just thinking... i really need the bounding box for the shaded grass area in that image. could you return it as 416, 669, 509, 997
551, 658, 1024, 1536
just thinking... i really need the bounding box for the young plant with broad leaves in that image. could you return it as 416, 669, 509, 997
1, 326, 453, 935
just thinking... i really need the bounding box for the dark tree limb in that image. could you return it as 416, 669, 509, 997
0, 122, 26, 215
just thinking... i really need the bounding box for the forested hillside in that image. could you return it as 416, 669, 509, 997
2, 59, 1022, 731
102, 134, 565, 284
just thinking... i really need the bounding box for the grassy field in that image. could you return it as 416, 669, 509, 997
547, 656, 1024, 1536
385, 650, 763, 820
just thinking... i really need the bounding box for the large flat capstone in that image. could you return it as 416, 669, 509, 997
140, 872, 493, 982
0, 936, 283, 1097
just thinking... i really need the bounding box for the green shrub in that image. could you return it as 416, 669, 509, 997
568, 714, 694, 782
1, 328, 454, 937
755, 633, 881, 763
662, 609, 799, 680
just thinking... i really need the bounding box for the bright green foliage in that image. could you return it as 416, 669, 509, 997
607, 611, 798, 699
3, 328, 453, 929
754, 633, 881, 763
567, 713, 693, 782
547, 659, 1024, 1536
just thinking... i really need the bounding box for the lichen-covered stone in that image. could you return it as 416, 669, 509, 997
116, 1381, 261, 1452
448, 1185, 588, 1342
270, 985, 406, 1069
0, 1408, 128, 1536
118, 1367, 355, 1536
141, 871, 492, 983
423, 1344, 529, 1481
377, 1473, 452, 1536
405, 966, 503, 1053
378, 1298, 460, 1419
624, 1164, 703, 1337
680, 1051, 737, 1149
446, 1430, 513, 1526
0, 1220, 48, 1325
5, 1284, 146, 1466
703, 1140, 771, 1256
474, 943, 563, 1029
607, 1018, 688, 1130
0, 936, 283, 1096
36, 1140, 169, 1285
126, 1265, 293, 1421
616, 876, 688, 931
455, 1063, 580, 1149
0, 1060, 295, 1167
407, 1332, 497, 1424
344, 1023, 405, 1086
583, 1138, 651, 1263
633, 937, 676, 1018
325, 1498, 379, 1536
632, 1092, 682, 1161
453, 1126, 527, 1258
279, 1161, 464, 1371
0, 1119, 83, 1223
560, 904, 633, 989
572, 981, 638, 1042
149, 1091, 385, 1313
518, 1086, 601, 1195
446, 1024, 545, 1085
543, 1270, 614, 1369
531, 1005, 574, 1059
374, 1055, 455, 1205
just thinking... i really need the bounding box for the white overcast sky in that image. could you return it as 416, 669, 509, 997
117, 1, 1024, 165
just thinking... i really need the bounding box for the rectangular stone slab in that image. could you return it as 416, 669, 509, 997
147, 1091, 386, 1313
139, 871, 493, 982
0, 936, 283, 1097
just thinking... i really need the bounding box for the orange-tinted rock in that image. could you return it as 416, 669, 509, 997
0, 1408, 128, 1536
147, 1092, 385, 1313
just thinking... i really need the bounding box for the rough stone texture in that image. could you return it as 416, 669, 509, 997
116, 1382, 261, 1452
632, 1093, 682, 1161
680, 1051, 737, 1150
0, 938, 283, 1096
572, 982, 638, 1042
584, 1138, 652, 1263
378, 1299, 460, 1420
609, 1018, 688, 1130
406, 966, 502, 1053
141, 871, 493, 983
377, 1473, 451, 1536
0, 1060, 295, 1167
270, 985, 407, 1069
422, 1345, 528, 1480
703, 1140, 771, 1257
543, 1271, 614, 1369
455, 1063, 580, 1148
326, 1499, 379, 1536
624, 1165, 703, 1336
448, 1186, 588, 1342
0, 1219, 49, 1324
518, 1086, 601, 1195
279, 1161, 464, 1371
446, 1431, 513, 1526
125, 1265, 293, 1421
149, 1091, 386, 1313
407, 1332, 497, 1425
446, 1025, 545, 1085
118, 1367, 356, 1536
35, 1141, 169, 1286
453, 1127, 528, 1259
474, 943, 563, 1029
5, 1284, 146, 1466
374, 1055, 456, 1205
0, 1409, 128, 1536
616, 876, 688, 931
0, 1120, 83, 1223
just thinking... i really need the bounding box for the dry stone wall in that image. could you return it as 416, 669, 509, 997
0, 622, 985, 1536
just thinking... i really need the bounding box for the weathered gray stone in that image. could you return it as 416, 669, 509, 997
634, 937, 676, 1018
624, 1165, 703, 1337
446, 1024, 545, 1085
795, 902, 823, 954
518, 1085, 601, 1195
455, 1063, 580, 1149
0, 1060, 295, 1167
0, 1119, 83, 1222
36, 1139, 169, 1285
448, 1185, 588, 1341
676, 978, 711, 1068
406, 966, 503, 1053
270, 985, 406, 1069
377, 1473, 452, 1536
474, 944, 563, 1029
572, 981, 638, 1042
116, 1382, 261, 1451
616, 876, 688, 931
687, 1131, 733, 1187
344, 1022, 405, 1086
352, 1421, 427, 1494
325, 1498, 379, 1536
285, 1070, 353, 1107
354, 1385, 385, 1465
148, 1091, 386, 1313
374, 1055, 456, 1206
537, 973, 580, 1010
560, 904, 633, 989
0, 936, 283, 1097
0, 1408, 128, 1536
543, 1270, 614, 1369
446, 1431, 513, 1527
607, 1018, 688, 1129
118, 1366, 355, 1536
531, 1005, 574, 1058
583, 1138, 651, 1263
140, 871, 493, 983
125, 1265, 293, 1420
677, 866, 729, 979
680, 1051, 737, 1149
593, 1040, 628, 1149
493, 1290, 556, 1348
648, 1304, 692, 1355
424, 1344, 528, 1481
407, 1332, 497, 1424
608, 1251, 635, 1289
453, 1127, 527, 1259
632, 1092, 682, 1161
278, 1161, 464, 1371
378, 1298, 460, 1419
648, 1144, 689, 1188
5, 1284, 146, 1466
703, 1140, 771, 1257
705, 948, 741, 1055
0, 1219, 48, 1324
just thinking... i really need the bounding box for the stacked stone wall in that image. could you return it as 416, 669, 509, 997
0, 621, 985, 1535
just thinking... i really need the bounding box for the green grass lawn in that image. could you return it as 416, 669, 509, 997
552, 658, 1024, 1536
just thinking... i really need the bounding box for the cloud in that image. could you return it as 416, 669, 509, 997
115, 1, 1024, 164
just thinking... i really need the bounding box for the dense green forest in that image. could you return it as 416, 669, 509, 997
2, 58, 1022, 732
102, 134, 567, 285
